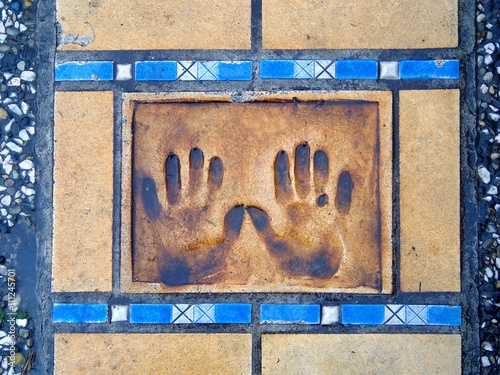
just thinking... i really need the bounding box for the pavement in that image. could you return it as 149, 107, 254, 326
0, 0, 492, 374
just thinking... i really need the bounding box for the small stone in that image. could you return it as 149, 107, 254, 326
8, 205, 21, 215
20, 186, 34, 196
490, 85, 496, 95
0, 107, 8, 119
18, 129, 29, 141
479, 167, 492, 184
484, 72, 494, 83
13, 353, 23, 366
487, 186, 498, 195
16, 319, 27, 327
3, 179, 14, 187
6, 104, 21, 116
26, 338, 33, 348
481, 84, 489, 94
485, 43, 496, 54
482, 356, 491, 367
18, 160, 33, 169
0, 195, 11, 206
6, 142, 22, 153
18, 328, 30, 338
489, 113, 500, 121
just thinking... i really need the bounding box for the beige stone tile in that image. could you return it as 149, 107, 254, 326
399, 90, 460, 292
120, 91, 392, 294
52, 91, 114, 292
262, 334, 461, 374
54, 333, 252, 374
262, 0, 458, 50
56, 0, 251, 50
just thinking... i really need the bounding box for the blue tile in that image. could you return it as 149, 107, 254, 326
336, 60, 378, 79
342, 304, 385, 325
55, 61, 113, 81
427, 305, 461, 326
214, 304, 252, 323
260, 304, 320, 324
129, 304, 173, 324
217, 61, 252, 80
260, 60, 295, 79
135, 61, 177, 81
53, 303, 108, 323
400, 60, 459, 79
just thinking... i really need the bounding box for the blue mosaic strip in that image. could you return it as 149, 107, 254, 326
343, 304, 461, 326
128, 303, 252, 324
260, 304, 320, 324
260, 60, 335, 79
400, 59, 459, 79
130, 304, 173, 324
336, 60, 378, 79
135, 60, 252, 81
53, 303, 108, 323
171, 303, 252, 324
55, 61, 113, 81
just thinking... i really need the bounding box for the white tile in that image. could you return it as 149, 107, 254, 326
379, 61, 399, 80
116, 64, 132, 81
111, 305, 128, 322
321, 306, 339, 325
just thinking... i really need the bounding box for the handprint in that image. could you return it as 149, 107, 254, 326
140, 148, 244, 286
246, 142, 351, 279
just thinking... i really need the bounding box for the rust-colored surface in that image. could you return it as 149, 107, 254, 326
122, 92, 393, 293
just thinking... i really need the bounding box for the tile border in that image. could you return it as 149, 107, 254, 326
52, 302, 462, 327
54, 59, 460, 81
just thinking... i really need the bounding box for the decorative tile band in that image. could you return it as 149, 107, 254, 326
260, 304, 320, 324
52, 303, 460, 326
134, 60, 253, 81
55, 61, 114, 81
53, 303, 108, 323
259, 59, 459, 80
54, 59, 459, 81
129, 303, 252, 324
342, 304, 462, 326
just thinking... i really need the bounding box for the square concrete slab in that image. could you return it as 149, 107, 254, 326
121, 91, 392, 293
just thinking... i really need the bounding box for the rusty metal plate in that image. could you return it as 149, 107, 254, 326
122, 92, 392, 293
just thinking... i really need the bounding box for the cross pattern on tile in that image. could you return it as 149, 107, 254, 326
384, 305, 429, 325
293, 60, 314, 78
198, 61, 218, 80
177, 61, 198, 80
172, 304, 215, 323
314, 60, 335, 79
384, 304, 406, 325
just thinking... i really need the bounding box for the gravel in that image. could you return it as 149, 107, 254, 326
477, 0, 500, 373
0, 0, 36, 234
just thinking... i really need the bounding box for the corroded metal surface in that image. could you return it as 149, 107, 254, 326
130, 98, 390, 292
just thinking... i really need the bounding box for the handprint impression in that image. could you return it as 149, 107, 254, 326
141, 148, 244, 286
247, 142, 352, 279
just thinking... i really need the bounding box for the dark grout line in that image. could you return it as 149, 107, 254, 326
251, 0, 263, 54
392, 91, 401, 295
52, 79, 461, 93
54, 48, 466, 63
112, 89, 124, 295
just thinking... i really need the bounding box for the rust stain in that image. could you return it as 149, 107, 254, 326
131, 100, 386, 292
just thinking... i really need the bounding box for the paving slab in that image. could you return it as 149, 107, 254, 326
399, 89, 461, 292
56, 0, 251, 50
262, 0, 458, 50
261, 334, 461, 374
54, 333, 252, 374
52, 91, 114, 292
